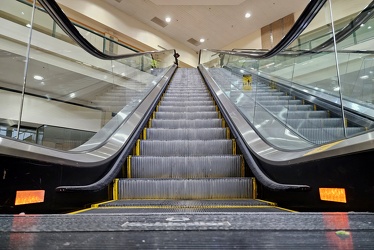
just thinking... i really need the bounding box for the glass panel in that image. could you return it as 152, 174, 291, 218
0, 0, 175, 151
200, 0, 374, 151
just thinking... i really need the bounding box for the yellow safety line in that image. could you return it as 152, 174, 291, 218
88, 205, 290, 210
152, 111, 156, 119
91, 200, 117, 208
148, 119, 152, 128
113, 179, 119, 201
314, 104, 317, 111
255, 199, 277, 206
135, 139, 141, 156
274, 206, 298, 213
222, 119, 226, 128
68, 207, 95, 214
127, 156, 132, 178
226, 127, 231, 139
143, 128, 147, 140
252, 177, 257, 199
232, 139, 237, 155
240, 155, 245, 177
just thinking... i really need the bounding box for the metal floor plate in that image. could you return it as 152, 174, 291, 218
1, 212, 373, 249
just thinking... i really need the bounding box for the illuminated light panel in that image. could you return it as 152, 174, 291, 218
15, 190, 45, 205
319, 188, 347, 203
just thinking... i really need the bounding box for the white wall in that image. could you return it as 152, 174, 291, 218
56, 0, 199, 67
0, 91, 102, 132
221, 30, 262, 50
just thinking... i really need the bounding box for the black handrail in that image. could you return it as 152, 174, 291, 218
37, 0, 178, 64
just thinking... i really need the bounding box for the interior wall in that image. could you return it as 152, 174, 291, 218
221, 30, 262, 50
56, 0, 198, 67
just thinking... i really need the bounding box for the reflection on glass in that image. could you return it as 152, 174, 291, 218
200, 0, 374, 151
0, 0, 176, 151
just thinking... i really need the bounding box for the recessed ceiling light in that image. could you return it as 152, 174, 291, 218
165, 17, 171, 23
33, 75, 44, 80
69, 93, 76, 98
200, 38, 205, 43
26, 23, 31, 28
245, 13, 251, 18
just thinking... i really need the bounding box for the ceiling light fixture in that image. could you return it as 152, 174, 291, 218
165, 17, 171, 23
245, 13, 251, 18
33, 75, 44, 81
200, 38, 205, 43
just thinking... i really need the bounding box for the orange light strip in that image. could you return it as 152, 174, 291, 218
15, 190, 45, 205
319, 188, 347, 203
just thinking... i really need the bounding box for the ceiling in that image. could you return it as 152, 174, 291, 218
104, 0, 309, 51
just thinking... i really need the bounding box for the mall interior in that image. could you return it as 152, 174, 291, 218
0, 0, 374, 248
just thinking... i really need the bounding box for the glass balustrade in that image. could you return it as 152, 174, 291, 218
200, 0, 374, 151
0, 0, 176, 151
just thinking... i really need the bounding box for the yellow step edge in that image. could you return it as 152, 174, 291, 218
113, 179, 119, 201
240, 155, 245, 177
85, 205, 286, 210
135, 139, 141, 156
226, 127, 231, 139
127, 155, 132, 178
232, 139, 237, 155
68, 207, 96, 214
252, 177, 257, 199
143, 128, 147, 140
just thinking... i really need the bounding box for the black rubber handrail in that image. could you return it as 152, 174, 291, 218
37, 0, 179, 64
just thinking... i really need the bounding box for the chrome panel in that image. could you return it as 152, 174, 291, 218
199, 65, 374, 165
0, 65, 177, 167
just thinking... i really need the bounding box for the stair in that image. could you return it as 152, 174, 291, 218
211, 68, 367, 144
74, 68, 287, 214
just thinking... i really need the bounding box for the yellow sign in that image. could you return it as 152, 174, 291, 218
319, 188, 347, 203
242, 74, 252, 91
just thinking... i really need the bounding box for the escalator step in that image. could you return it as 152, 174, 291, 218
265, 105, 314, 112
139, 140, 233, 156
257, 100, 303, 106
298, 127, 366, 144
162, 96, 212, 101
117, 178, 253, 199
146, 128, 226, 140
279, 111, 329, 119
130, 155, 241, 178
288, 118, 344, 129
158, 106, 216, 112
155, 112, 218, 120
160, 101, 214, 106
151, 119, 222, 128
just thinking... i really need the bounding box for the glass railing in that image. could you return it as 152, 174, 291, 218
1, 0, 139, 55
0, 0, 176, 151
200, 0, 374, 151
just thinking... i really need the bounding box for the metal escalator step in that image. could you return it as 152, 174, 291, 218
98, 199, 274, 208
151, 119, 222, 129
280, 111, 329, 119
155, 112, 218, 120
130, 155, 241, 178
117, 178, 253, 199
257, 100, 303, 106
139, 140, 233, 156
288, 118, 344, 129
166, 90, 207, 93
160, 101, 214, 106
265, 105, 314, 112
255, 96, 293, 101
298, 127, 366, 144
158, 106, 216, 112
163, 96, 212, 101
164, 93, 211, 98
146, 128, 226, 140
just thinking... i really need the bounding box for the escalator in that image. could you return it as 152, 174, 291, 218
73, 68, 290, 214
1, 0, 374, 215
